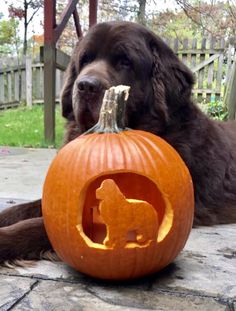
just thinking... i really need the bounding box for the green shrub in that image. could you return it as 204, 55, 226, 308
198, 100, 228, 121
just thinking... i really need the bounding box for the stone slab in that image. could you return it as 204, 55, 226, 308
0, 276, 37, 311
0, 225, 235, 310
0, 147, 56, 200
11, 279, 231, 311
152, 225, 236, 299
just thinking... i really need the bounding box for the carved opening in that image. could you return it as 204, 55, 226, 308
79, 172, 170, 248
127, 230, 137, 242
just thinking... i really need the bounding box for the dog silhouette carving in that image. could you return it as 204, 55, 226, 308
96, 179, 159, 248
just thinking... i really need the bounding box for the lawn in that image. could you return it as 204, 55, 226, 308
0, 105, 65, 148
0, 101, 228, 149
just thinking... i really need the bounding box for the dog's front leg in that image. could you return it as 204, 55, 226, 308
0, 199, 42, 227
0, 216, 52, 262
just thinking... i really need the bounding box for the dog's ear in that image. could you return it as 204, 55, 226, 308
151, 48, 169, 126
150, 35, 195, 117
61, 42, 80, 120
61, 60, 76, 119
167, 57, 195, 109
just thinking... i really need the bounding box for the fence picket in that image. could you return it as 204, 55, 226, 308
26, 57, 32, 108
225, 43, 233, 84
191, 38, 197, 69
197, 38, 207, 102
173, 38, 179, 53
182, 38, 189, 65
206, 38, 216, 102
21, 69, 26, 102
0, 74, 4, 105
7, 73, 12, 103
14, 71, 20, 102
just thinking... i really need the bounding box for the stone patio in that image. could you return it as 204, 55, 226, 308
0, 146, 235, 311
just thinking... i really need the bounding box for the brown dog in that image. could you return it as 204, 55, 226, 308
0, 21, 236, 262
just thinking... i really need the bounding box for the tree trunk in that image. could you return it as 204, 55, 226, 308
23, 0, 28, 57
137, 0, 146, 26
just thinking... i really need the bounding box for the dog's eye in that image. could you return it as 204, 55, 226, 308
80, 53, 94, 67
116, 55, 132, 70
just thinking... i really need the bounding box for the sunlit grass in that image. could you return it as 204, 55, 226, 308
0, 105, 65, 148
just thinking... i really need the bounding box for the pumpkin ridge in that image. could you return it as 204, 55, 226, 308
124, 132, 174, 242
130, 131, 172, 165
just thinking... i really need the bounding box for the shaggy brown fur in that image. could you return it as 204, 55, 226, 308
0, 21, 236, 262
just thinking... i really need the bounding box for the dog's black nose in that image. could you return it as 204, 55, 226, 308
77, 76, 102, 94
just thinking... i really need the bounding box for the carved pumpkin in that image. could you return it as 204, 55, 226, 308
42, 86, 194, 280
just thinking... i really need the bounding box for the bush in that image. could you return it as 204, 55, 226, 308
198, 100, 228, 121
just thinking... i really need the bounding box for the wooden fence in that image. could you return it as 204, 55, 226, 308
0, 56, 64, 109
165, 37, 235, 103
0, 37, 235, 109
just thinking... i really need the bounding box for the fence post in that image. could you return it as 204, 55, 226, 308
26, 57, 32, 108
224, 55, 236, 120
0, 74, 4, 105
44, 44, 56, 144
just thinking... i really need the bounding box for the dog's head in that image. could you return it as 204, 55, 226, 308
61, 21, 194, 135
96, 179, 119, 201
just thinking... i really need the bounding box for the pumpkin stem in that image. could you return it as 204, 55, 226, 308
84, 85, 130, 134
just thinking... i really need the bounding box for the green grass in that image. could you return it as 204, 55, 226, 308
0, 105, 65, 148
0, 100, 228, 149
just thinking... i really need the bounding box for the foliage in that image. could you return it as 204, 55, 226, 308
149, 9, 202, 40
0, 18, 20, 56
199, 100, 229, 121
7, 0, 43, 56
8, 5, 25, 19
56, 0, 148, 53
0, 105, 65, 148
56, 0, 82, 54
145, 0, 236, 40
206, 100, 229, 121
1, 0, 236, 55
175, 0, 236, 39
0, 19, 15, 44
99, 0, 138, 22
91, 0, 236, 42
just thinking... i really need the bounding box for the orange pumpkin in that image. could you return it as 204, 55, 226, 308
42, 86, 194, 280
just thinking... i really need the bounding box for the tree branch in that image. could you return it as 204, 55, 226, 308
26, 7, 40, 27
